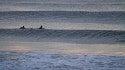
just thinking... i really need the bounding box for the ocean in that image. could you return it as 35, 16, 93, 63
0, 11, 125, 30
0, 0, 125, 70
0, 29, 125, 70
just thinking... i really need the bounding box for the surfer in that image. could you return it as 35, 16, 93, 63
20, 26, 25, 29
39, 25, 43, 29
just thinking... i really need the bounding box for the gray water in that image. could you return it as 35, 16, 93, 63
0, 0, 125, 11
0, 29, 125, 55
0, 0, 125, 30
0, 0, 125, 60
0, 11, 125, 30
0, 11, 125, 55
0, 41, 125, 56
0, 0, 125, 70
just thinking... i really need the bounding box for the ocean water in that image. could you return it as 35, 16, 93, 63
0, 0, 125, 11
0, 41, 125, 55
0, 1, 125, 70
0, 29, 125, 70
0, 11, 125, 30
0, 11, 125, 54
0, 29, 125, 55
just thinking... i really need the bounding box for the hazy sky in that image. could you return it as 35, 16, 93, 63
0, 0, 125, 11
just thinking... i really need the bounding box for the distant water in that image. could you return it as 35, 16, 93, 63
0, 11, 125, 30
0, 0, 125, 11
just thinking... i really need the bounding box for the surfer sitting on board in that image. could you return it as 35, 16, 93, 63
39, 25, 44, 29
20, 26, 25, 29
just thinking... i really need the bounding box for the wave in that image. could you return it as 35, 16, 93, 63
0, 29, 125, 44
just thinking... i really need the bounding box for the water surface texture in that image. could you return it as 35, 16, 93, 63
0, 11, 125, 30
0, 0, 125, 70
0, 0, 125, 11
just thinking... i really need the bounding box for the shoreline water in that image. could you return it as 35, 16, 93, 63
0, 51, 125, 70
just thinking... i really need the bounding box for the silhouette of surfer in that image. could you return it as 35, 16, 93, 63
19, 25, 44, 29
20, 26, 25, 29
39, 25, 43, 29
